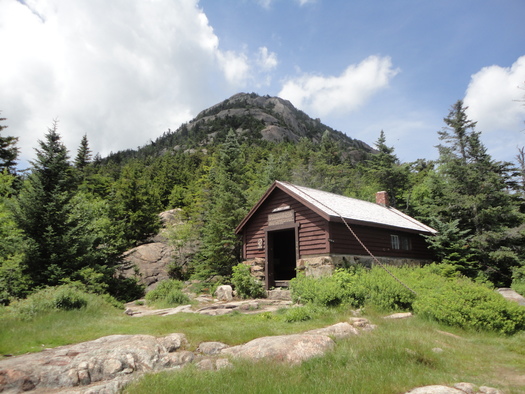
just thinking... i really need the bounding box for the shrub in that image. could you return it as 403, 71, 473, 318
511, 265, 525, 297
145, 279, 190, 307
231, 264, 265, 299
1, 284, 103, 319
282, 304, 320, 323
413, 277, 525, 335
361, 267, 416, 311
52, 286, 88, 310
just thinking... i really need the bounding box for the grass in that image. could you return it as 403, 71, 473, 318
1, 303, 525, 393
0, 303, 346, 355
124, 313, 525, 394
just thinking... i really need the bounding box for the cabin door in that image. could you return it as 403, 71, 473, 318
266, 228, 298, 288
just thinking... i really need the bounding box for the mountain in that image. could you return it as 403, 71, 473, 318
103, 92, 375, 163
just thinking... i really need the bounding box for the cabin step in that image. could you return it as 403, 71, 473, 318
274, 280, 290, 288
267, 288, 292, 301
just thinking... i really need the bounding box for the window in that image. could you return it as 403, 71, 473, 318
391, 234, 411, 250
391, 235, 400, 250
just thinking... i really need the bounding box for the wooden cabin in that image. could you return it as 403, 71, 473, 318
235, 181, 437, 289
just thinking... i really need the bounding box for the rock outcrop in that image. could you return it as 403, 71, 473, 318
0, 333, 189, 393
118, 209, 198, 292
221, 334, 335, 365
0, 318, 377, 393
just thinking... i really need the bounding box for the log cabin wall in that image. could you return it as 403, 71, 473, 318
242, 188, 329, 260
328, 222, 434, 260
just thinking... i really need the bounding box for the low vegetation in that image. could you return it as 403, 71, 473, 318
1, 265, 524, 393
291, 265, 525, 335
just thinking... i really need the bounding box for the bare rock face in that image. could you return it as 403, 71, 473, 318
0, 333, 189, 393
119, 242, 174, 291
304, 322, 359, 339
497, 288, 525, 306
221, 334, 335, 365
214, 285, 233, 301
118, 209, 198, 292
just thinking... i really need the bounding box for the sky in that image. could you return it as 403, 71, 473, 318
1, 0, 524, 169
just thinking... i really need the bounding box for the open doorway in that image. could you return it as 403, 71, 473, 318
266, 228, 297, 288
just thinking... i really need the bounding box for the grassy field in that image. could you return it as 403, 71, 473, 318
1, 302, 525, 393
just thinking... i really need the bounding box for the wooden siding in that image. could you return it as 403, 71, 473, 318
328, 222, 434, 260
243, 189, 329, 260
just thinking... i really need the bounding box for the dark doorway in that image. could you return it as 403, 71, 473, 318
267, 228, 297, 287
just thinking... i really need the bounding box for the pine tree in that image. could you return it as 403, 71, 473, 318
423, 101, 525, 284
14, 121, 76, 285
74, 134, 92, 171
0, 113, 19, 173
362, 130, 409, 208
194, 129, 247, 278
109, 161, 161, 248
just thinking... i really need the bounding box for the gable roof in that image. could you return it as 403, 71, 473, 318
236, 181, 437, 235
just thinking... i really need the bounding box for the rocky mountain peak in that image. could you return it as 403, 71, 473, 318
176, 92, 374, 154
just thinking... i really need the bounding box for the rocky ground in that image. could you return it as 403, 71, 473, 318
2, 288, 522, 393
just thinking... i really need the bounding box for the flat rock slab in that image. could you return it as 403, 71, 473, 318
405, 383, 502, 394
497, 288, 525, 306
304, 322, 360, 339
221, 334, 335, 365
0, 333, 189, 393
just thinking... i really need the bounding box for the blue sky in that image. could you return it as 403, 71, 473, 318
1, 0, 524, 167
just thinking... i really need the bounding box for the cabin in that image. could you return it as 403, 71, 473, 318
235, 181, 437, 289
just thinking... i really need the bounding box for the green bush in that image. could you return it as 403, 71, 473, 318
231, 263, 265, 299
145, 279, 190, 307
413, 277, 525, 335
360, 267, 416, 311
289, 264, 525, 334
511, 265, 525, 297
0, 284, 110, 319
282, 304, 320, 322
52, 286, 88, 310
289, 269, 362, 307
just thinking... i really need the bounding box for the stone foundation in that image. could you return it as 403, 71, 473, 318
243, 254, 430, 284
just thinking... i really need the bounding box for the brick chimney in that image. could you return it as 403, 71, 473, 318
376, 191, 389, 207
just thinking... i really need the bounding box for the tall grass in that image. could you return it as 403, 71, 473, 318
123, 315, 525, 394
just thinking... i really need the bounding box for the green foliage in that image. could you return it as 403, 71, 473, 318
282, 304, 321, 322
231, 263, 265, 299
0, 113, 19, 173
290, 269, 364, 308
145, 279, 190, 307
416, 100, 525, 286
413, 277, 525, 335
291, 265, 525, 334
1, 284, 93, 319
511, 265, 525, 296
109, 162, 162, 248
192, 129, 248, 278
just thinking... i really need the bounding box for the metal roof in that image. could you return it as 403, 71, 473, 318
276, 181, 437, 234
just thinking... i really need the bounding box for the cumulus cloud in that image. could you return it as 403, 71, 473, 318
464, 56, 525, 134
0, 0, 269, 164
257, 47, 278, 71
278, 55, 400, 117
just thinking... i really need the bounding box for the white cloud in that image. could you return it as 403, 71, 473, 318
217, 50, 251, 87
464, 56, 525, 134
257, 47, 278, 71
278, 56, 400, 117
0, 0, 265, 164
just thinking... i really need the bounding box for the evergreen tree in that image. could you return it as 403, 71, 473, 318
0, 170, 29, 302
362, 130, 409, 208
194, 129, 247, 278
421, 101, 525, 284
0, 113, 19, 173
74, 134, 92, 171
109, 162, 161, 248
14, 121, 76, 285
